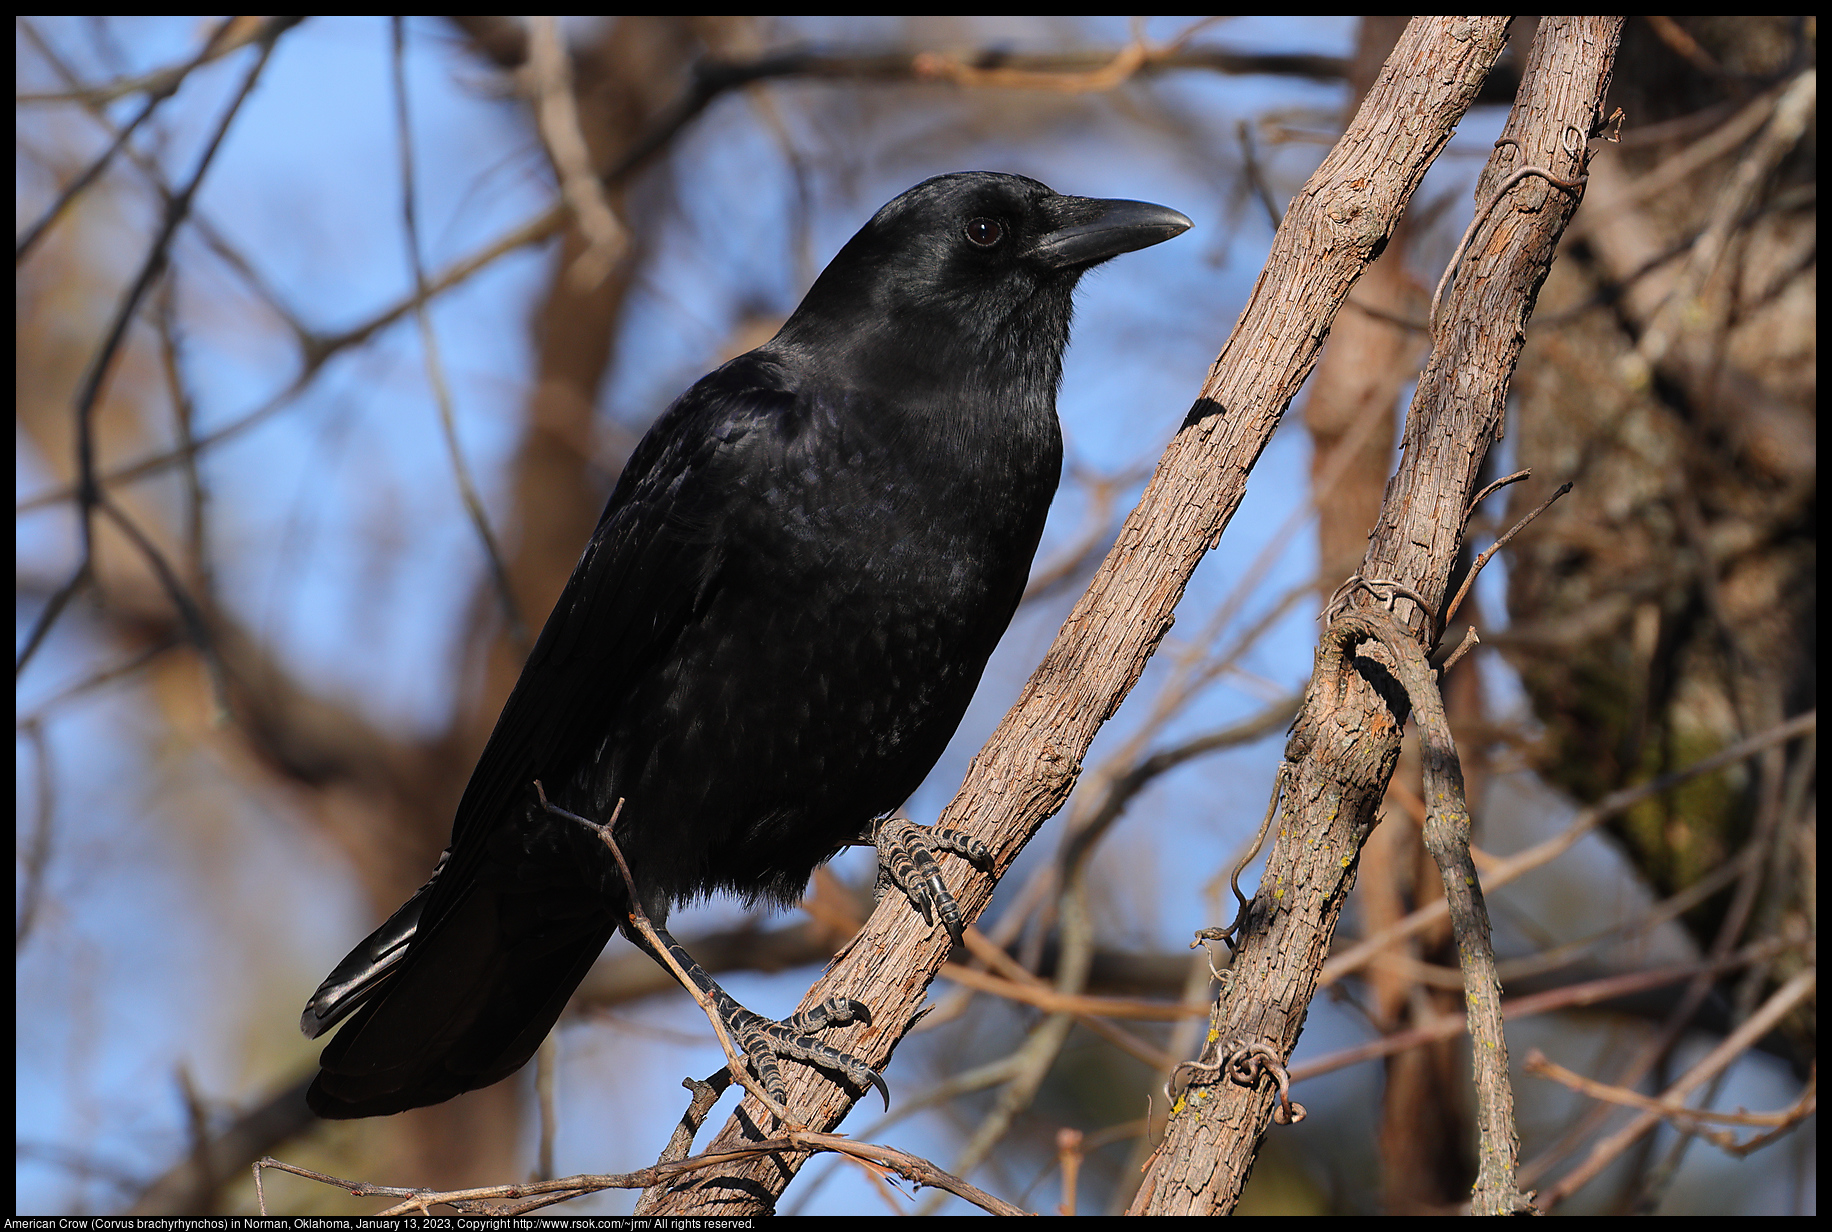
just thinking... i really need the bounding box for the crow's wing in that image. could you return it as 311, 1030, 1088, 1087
305, 364, 805, 1116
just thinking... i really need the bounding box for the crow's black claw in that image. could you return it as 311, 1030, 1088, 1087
718, 987, 887, 1112
869, 814, 990, 947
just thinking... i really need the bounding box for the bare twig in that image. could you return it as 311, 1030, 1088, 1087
1014, 375, 1398, 974
15, 204, 566, 518
1441, 479, 1572, 629
152, 278, 210, 594
15, 16, 276, 262
1462, 467, 1532, 523
254, 1124, 1028, 1218
13, 635, 179, 728
95, 497, 233, 722
639, 1071, 733, 1209
1537, 969, 1817, 1204
1020, 463, 1147, 606
1596, 83, 1779, 208
1294, 939, 1794, 1083
1641, 15, 1729, 82
17, 16, 273, 106
1322, 710, 1816, 987
913, 17, 1229, 94
16, 16, 301, 681
1435, 624, 1480, 673
936, 958, 1200, 1022
1524, 1048, 1815, 1145
12, 33, 1352, 523
391, 18, 528, 651
789, 1131, 1029, 1217
535, 788, 794, 1123
1529, 699, 1815, 1203
1056, 1127, 1084, 1216
1236, 117, 1283, 229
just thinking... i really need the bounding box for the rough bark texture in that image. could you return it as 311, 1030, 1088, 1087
643, 16, 1514, 1217
1299, 17, 1474, 1212
1129, 17, 1623, 1215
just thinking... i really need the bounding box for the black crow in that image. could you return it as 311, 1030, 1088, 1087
301, 171, 1190, 1118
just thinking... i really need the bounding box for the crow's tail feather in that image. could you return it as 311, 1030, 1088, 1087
305, 876, 616, 1119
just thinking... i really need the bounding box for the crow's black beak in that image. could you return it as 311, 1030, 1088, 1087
1026, 197, 1193, 270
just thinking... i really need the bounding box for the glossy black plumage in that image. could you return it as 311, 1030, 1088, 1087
302, 171, 1190, 1118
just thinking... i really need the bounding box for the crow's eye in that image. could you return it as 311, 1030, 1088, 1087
964, 217, 1004, 248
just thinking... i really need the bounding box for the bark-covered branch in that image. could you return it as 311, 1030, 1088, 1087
1131, 16, 1623, 1215
643, 16, 1516, 1217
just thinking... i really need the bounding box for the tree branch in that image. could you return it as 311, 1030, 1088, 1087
645, 16, 1516, 1217
1133, 17, 1622, 1214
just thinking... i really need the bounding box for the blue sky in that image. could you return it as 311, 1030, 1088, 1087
17, 16, 1809, 1216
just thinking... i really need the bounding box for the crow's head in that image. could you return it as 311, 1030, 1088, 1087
774, 172, 1189, 390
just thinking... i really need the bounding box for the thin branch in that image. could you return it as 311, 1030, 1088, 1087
1640, 15, 1731, 83
954, 927, 1179, 1069
1019, 463, 1147, 606
127, 1073, 315, 1216
16, 34, 1349, 521
1528, 692, 1814, 1200
1441, 479, 1571, 629
17, 16, 273, 106
254, 1125, 1028, 1218
1005, 375, 1393, 978
1492, 846, 1752, 984
1461, 467, 1532, 524
14, 16, 274, 262
525, 15, 628, 291
17, 16, 301, 682
13, 635, 180, 729
1627, 67, 1816, 376
1294, 939, 1794, 1083
152, 278, 210, 594
789, 1131, 1029, 1217
541, 40, 1352, 229
1595, 82, 1780, 208
914, 18, 1163, 94
391, 18, 528, 651
1537, 969, 1817, 1204
534, 788, 792, 1124
1236, 118, 1283, 230
1008, 384, 1392, 965
1063, 692, 1302, 877
936, 958, 1201, 1022
19, 18, 325, 356
14, 722, 56, 953
14, 564, 90, 681
1349, 609, 1524, 1213
1523, 1048, 1814, 1141
1321, 710, 1816, 988
639, 1070, 733, 1209
1434, 624, 1479, 673
95, 497, 232, 722
15, 204, 566, 517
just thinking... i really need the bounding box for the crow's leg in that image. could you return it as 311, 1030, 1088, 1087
630, 921, 889, 1110
537, 787, 889, 1112
868, 813, 993, 945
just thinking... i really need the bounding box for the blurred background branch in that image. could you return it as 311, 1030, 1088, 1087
17, 15, 1814, 1217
